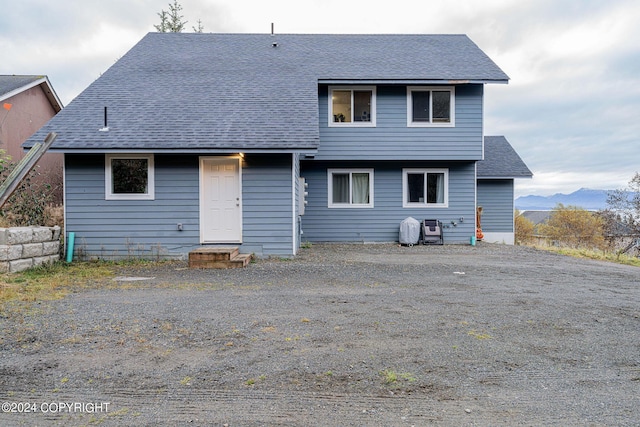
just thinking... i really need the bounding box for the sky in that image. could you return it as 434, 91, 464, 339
1, 0, 638, 197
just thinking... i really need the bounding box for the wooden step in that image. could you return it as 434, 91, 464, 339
227, 253, 253, 268
190, 247, 239, 261
188, 247, 252, 269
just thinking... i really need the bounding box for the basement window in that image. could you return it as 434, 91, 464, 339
105, 154, 155, 200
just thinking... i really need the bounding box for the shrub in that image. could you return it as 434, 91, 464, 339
0, 150, 62, 227
539, 204, 606, 250
515, 210, 535, 245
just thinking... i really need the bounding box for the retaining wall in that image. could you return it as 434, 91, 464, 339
0, 226, 62, 273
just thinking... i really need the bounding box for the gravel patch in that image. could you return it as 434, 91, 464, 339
1, 243, 639, 426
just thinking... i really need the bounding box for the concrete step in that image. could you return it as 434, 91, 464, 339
188, 247, 252, 269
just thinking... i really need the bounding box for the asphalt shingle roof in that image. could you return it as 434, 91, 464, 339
0, 75, 45, 99
478, 136, 533, 178
1, 75, 63, 113
25, 33, 509, 152
520, 211, 552, 224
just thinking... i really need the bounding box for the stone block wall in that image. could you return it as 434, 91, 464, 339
0, 226, 62, 273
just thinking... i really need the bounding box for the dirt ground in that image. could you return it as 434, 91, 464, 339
1, 243, 639, 426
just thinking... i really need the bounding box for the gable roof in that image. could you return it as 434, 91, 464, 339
25, 33, 508, 153
0, 75, 63, 112
478, 136, 533, 179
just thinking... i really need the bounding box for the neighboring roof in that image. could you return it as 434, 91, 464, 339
478, 136, 533, 179
25, 33, 508, 153
519, 210, 552, 225
0, 75, 63, 112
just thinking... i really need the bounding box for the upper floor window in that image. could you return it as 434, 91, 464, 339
402, 168, 448, 208
328, 169, 374, 208
407, 86, 455, 127
105, 154, 155, 200
329, 86, 376, 127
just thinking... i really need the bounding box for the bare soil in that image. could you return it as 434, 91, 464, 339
1, 243, 639, 426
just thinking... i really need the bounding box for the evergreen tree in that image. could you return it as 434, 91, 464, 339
192, 19, 204, 33
154, 0, 187, 33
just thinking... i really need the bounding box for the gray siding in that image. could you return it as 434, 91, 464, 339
300, 161, 476, 243
293, 153, 302, 253
65, 153, 295, 259
241, 154, 295, 257
65, 154, 200, 259
477, 179, 515, 232
315, 84, 484, 161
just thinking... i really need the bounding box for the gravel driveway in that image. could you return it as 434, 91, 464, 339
1, 243, 639, 426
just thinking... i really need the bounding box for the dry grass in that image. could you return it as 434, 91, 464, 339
43, 205, 64, 228
0, 205, 64, 228
533, 245, 640, 267
0, 259, 182, 307
0, 261, 115, 305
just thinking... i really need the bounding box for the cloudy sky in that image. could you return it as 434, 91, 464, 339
2, 0, 638, 197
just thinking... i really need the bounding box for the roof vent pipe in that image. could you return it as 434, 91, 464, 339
271, 23, 279, 47
99, 106, 109, 132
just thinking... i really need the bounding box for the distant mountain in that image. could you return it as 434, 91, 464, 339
515, 188, 610, 211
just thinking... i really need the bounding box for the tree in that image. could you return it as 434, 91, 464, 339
539, 204, 606, 250
606, 172, 640, 236
192, 19, 204, 33
154, 0, 187, 33
514, 210, 535, 245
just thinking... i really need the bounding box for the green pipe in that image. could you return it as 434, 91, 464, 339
65, 232, 75, 263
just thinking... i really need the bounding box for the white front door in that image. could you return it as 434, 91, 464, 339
200, 157, 242, 243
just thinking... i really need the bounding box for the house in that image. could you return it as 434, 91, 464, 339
0, 75, 64, 203
24, 33, 531, 259
477, 136, 533, 244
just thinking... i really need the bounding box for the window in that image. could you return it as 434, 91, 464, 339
329, 86, 376, 126
403, 169, 448, 207
328, 169, 374, 208
105, 154, 155, 200
407, 86, 455, 126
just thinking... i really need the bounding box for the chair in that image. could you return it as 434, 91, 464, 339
422, 219, 443, 245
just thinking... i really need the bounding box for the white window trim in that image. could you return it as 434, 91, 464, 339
105, 154, 155, 200
406, 86, 455, 127
402, 168, 449, 208
328, 168, 374, 208
328, 86, 377, 127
